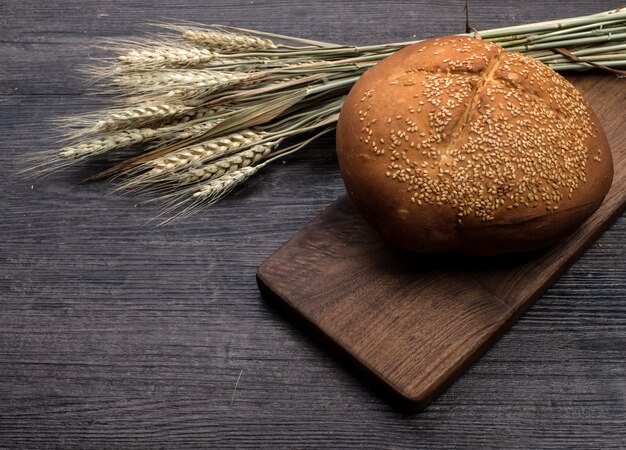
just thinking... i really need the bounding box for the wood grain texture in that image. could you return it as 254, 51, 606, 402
1, 0, 624, 448
258, 73, 625, 411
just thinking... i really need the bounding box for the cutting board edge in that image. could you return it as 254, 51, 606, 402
257, 270, 430, 412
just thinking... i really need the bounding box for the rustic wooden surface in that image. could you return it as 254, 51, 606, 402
258, 73, 625, 411
1, 0, 624, 448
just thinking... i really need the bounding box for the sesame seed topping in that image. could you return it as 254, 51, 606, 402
355, 38, 597, 222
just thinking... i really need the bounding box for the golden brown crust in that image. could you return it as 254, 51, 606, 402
336, 36, 613, 255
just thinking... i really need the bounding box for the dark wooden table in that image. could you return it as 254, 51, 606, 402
1, 1, 624, 448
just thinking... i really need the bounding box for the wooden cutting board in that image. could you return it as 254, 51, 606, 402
256, 74, 626, 412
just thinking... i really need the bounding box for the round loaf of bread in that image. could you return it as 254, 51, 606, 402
336, 36, 613, 256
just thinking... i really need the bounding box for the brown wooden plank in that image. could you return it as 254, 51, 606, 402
257, 73, 626, 412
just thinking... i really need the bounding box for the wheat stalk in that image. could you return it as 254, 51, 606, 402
160, 119, 223, 143
192, 165, 265, 199
116, 44, 220, 69
176, 27, 277, 52
111, 69, 253, 100
158, 164, 267, 224
176, 143, 275, 185
165, 104, 234, 125
147, 130, 269, 175
23, 127, 162, 175
59, 128, 160, 160
126, 141, 277, 195
90, 103, 193, 132
112, 69, 241, 89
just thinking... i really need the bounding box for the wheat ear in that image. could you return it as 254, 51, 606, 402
175, 143, 274, 185
91, 103, 193, 132
163, 105, 234, 126
58, 103, 227, 138
180, 28, 277, 52
193, 164, 265, 199
21, 127, 162, 175
117, 44, 220, 69
158, 164, 267, 224
147, 130, 269, 175
59, 128, 159, 160
116, 131, 271, 192
55, 118, 225, 166
109, 73, 246, 102
158, 119, 222, 143
112, 69, 246, 91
